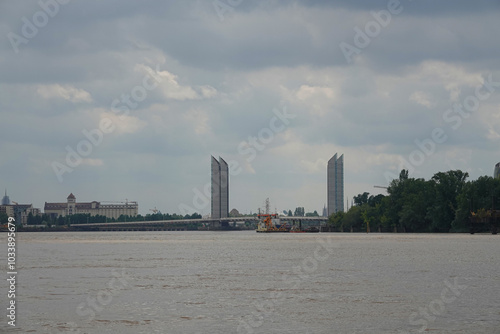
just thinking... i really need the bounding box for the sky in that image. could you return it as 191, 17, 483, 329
1, 0, 499, 216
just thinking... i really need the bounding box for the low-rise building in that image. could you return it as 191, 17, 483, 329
0, 204, 40, 225
0, 204, 14, 217
0, 190, 41, 225
44, 193, 138, 220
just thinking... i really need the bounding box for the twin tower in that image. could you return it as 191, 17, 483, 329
327, 153, 344, 216
211, 156, 229, 219
211, 153, 344, 219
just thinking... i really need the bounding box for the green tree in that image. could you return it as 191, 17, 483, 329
330, 211, 345, 231
361, 204, 377, 232
368, 194, 385, 207
353, 192, 370, 206
386, 169, 410, 232
306, 210, 319, 217
57, 216, 65, 226
0, 212, 8, 224
343, 206, 363, 232
294, 207, 305, 217
454, 176, 500, 232
29, 213, 43, 225
387, 170, 435, 232
400, 178, 434, 232
344, 168, 496, 233
427, 170, 469, 232
41, 214, 54, 225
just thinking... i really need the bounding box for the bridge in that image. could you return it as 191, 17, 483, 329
69, 216, 328, 231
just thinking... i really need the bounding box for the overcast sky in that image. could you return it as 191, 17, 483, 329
1, 0, 500, 216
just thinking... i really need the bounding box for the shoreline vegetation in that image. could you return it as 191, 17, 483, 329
328, 169, 499, 234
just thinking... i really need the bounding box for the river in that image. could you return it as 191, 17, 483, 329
1, 231, 499, 333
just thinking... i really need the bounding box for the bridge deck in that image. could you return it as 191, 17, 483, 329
70, 216, 328, 228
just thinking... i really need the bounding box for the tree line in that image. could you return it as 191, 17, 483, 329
284, 207, 319, 217
26, 212, 202, 226
328, 169, 500, 233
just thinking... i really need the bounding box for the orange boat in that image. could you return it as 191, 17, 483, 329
256, 213, 290, 233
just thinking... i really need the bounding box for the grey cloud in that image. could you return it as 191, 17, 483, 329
1, 0, 499, 214
269, 0, 500, 16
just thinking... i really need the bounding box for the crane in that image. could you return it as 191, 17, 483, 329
149, 207, 160, 214
373, 185, 388, 190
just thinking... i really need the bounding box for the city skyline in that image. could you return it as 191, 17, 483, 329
1, 1, 500, 216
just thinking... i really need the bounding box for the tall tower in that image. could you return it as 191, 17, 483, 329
219, 157, 229, 218
1, 189, 10, 205
327, 153, 344, 216
495, 162, 500, 179
211, 156, 229, 218
211, 157, 221, 219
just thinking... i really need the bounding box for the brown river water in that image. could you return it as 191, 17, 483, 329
1, 231, 499, 333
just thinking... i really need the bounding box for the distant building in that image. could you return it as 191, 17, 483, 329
495, 162, 500, 179
0, 190, 41, 224
322, 204, 327, 217
211, 156, 229, 219
220, 158, 229, 218
15, 204, 40, 225
0, 205, 13, 218
327, 153, 344, 216
2, 189, 10, 205
1, 202, 41, 226
44, 193, 138, 219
